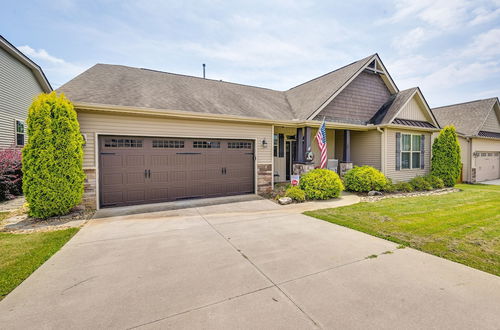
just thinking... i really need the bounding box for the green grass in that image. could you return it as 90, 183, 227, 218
0, 211, 10, 222
0, 228, 79, 300
305, 184, 500, 276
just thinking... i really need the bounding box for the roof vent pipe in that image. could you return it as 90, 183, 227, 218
202, 63, 206, 79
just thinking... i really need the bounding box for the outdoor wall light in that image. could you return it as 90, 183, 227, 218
261, 139, 268, 148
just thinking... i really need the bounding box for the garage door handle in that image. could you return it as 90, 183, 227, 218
148, 169, 151, 178
144, 169, 148, 178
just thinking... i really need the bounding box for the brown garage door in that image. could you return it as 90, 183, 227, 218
99, 136, 255, 207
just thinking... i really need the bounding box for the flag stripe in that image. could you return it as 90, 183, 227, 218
315, 119, 328, 169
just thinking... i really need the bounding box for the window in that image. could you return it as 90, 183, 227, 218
104, 138, 143, 148
228, 141, 252, 149
401, 134, 421, 169
15, 120, 25, 146
152, 140, 184, 148
193, 141, 220, 148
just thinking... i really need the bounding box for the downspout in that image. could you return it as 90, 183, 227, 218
377, 127, 385, 174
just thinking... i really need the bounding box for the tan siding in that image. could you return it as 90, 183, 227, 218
385, 128, 431, 182
335, 130, 344, 160
0, 47, 44, 149
78, 111, 273, 168
397, 97, 431, 122
480, 107, 500, 133
458, 136, 471, 182
350, 130, 381, 169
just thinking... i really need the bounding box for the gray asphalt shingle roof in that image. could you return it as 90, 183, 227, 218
58, 55, 378, 122
432, 98, 498, 136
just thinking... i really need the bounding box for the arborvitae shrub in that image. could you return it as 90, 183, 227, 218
22, 92, 85, 219
431, 126, 461, 187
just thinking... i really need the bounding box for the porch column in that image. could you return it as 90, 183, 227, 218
343, 129, 351, 162
304, 127, 312, 164
296, 127, 304, 163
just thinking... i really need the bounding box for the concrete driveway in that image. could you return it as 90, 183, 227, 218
1, 197, 499, 329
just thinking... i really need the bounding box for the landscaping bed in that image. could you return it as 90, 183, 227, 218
305, 184, 500, 276
359, 187, 460, 202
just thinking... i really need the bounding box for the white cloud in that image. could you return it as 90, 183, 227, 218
17, 45, 88, 87
461, 28, 500, 58
391, 27, 433, 52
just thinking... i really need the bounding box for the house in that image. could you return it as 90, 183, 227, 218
432, 98, 500, 182
0, 35, 52, 149
57, 54, 440, 209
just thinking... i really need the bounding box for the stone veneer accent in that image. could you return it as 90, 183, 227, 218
82, 168, 97, 209
257, 164, 273, 194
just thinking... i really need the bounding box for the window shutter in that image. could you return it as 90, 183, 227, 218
395, 132, 401, 171
278, 134, 284, 158
420, 134, 425, 169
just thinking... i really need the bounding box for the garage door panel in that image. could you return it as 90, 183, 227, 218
99, 136, 254, 207
101, 154, 123, 168
476, 152, 500, 181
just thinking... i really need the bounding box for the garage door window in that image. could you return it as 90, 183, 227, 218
152, 140, 184, 148
228, 141, 252, 149
193, 141, 220, 148
104, 138, 143, 148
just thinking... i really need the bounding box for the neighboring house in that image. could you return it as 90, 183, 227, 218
0, 35, 52, 149
57, 54, 440, 209
432, 98, 500, 183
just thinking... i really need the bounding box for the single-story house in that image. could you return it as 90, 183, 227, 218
432, 98, 500, 182
0, 35, 52, 149
57, 53, 440, 209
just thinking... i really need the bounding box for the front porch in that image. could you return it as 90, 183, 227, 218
273, 126, 370, 183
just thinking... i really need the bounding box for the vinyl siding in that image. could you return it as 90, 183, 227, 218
480, 107, 500, 133
458, 136, 471, 182
350, 130, 381, 169
0, 47, 44, 149
385, 128, 431, 182
397, 97, 432, 122
77, 111, 273, 168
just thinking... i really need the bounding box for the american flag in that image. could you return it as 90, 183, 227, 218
315, 119, 328, 168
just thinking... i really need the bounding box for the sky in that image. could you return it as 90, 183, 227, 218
1, 0, 500, 107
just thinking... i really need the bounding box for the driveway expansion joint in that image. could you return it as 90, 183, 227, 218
195, 207, 322, 329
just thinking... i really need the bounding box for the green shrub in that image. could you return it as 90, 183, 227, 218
344, 166, 388, 192
431, 126, 461, 187
409, 176, 433, 191
424, 175, 445, 189
383, 178, 397, 193
394, 182, 414, 192
22, 92, 85, 219
284, 186, 306, 202
299, 169, 344, 200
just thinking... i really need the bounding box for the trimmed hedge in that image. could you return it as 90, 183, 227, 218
431, 126, 461, 187
22, 92, 85, 219
299, 169, 344, 200
409, 176, 433, 191
285, 186, 306, 202
393, 182, 414, 192
424, 175, 445, 189
344, 166, 388, 192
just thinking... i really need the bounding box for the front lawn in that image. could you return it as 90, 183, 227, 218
0, 228, 79, 300
305, 184, 500, 276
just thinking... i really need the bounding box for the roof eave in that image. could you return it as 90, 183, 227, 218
73, 102, 370, 130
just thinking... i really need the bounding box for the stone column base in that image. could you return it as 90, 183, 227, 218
339, 162, 353, 177
293, 163, 316, 176
257, 164, 272, 194
82, 168, 97, 210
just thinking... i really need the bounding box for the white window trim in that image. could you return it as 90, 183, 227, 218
400, 133, 421, 170
15, 119, 25, 147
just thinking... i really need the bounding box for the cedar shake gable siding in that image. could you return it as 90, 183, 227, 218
314, 71, 392, 124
